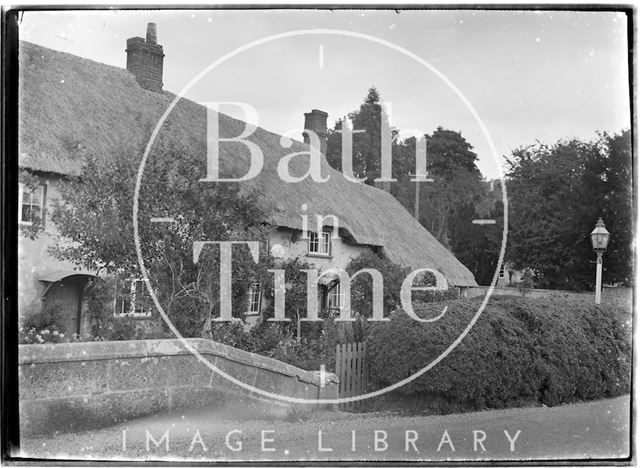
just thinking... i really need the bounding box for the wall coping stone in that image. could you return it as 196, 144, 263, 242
19, 338, 330, 386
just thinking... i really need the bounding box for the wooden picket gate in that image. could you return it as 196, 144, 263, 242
335, 342, 368, 411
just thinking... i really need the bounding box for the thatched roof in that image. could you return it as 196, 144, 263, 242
18, 41, 477, 287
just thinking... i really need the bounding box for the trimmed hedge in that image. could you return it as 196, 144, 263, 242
368, 296, 631, 409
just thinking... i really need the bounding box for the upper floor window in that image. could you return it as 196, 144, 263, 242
499, 263, 507, 279
308, 231, 331, 256
247, 283, 262, 315
114, 278, 152, 318
18, 183, 45, 226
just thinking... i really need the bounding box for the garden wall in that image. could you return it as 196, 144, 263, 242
19, 338, 338, 437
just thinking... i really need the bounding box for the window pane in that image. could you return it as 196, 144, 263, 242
114, 297, 125, 315
21, 205, 32, 223
22, 188, 33, 205
20, 186, 44, 223
328, 283, 342, 310
248, 283, 261, 314
309, 232, 318, 252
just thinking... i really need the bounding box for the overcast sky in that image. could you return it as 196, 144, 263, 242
19, 9, 630, 179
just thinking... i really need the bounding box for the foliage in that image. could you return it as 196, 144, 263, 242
346, 251, 460, 320
505, 130, 632, 290
84, 279, 116, 337
208, 316, 350, 372
22, 301, 65, 333
518, 268, 534, 296
210, 321, 288, 356
449, 198, 504, 285
49, 133, 275, 338
391, 128, 486, 248
98, 316, 166, 341
367, 296, 631, 409
273, 335, 335, 372
325, 87, 487, 251
19, 301, 73, 343
260, 257, 314, 326
346, 250, 411, 317
325, 87, 394, 185
19, 327, 67, 344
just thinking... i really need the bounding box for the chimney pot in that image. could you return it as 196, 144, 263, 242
146, 23, 157, 44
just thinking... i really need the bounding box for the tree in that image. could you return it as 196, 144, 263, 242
449, 198, 504, 285
346, 250, 411, 318
392, 128, 486, 248
326, 87, 396, 186
50, 133, 275, 339
505, 130, 632, 290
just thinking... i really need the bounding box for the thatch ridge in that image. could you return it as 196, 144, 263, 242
19, 41, 477, 287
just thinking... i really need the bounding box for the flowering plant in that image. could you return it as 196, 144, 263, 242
18, 326, 66, 344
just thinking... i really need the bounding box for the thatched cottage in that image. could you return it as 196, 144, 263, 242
18, 24, 477, 336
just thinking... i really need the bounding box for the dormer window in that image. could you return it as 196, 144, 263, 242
18, 183, 45, 226
308, 231, 331, 257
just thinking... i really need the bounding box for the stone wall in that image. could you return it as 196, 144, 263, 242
19, 338, 338, 437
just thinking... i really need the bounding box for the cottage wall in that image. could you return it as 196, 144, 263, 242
19, 174, 376, 331
269, 228, 373, 271
18, 174, 84, 321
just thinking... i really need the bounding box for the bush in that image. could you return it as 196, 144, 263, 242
346, 251, 458, 318
98, 316, 166, 341
83, 279, 166, 342
273, 336, 333, 371
209, 317, 344, 371
367, 296, 631, 410
19, 327, 67, 344
518, 268, 534, 296
19, 302, 70, 344
210, 321, 289, 357
23, 301, 65, 333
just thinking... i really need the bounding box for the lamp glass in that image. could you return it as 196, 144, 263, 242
590, 218, 610, 252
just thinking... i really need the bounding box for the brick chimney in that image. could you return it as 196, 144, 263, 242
303, 109, 328, 155
126, 23, 164, 92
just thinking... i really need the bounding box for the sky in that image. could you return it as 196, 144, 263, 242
19, 8, 631, 179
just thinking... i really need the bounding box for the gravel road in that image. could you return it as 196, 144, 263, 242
18, 395, 630, 462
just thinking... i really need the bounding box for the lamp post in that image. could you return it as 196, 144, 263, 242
590, 217, 611, 304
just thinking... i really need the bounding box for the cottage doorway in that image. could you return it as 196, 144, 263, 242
40, 272, 95, 336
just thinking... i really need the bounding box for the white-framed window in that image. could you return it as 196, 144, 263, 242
114, 278, 152, 318
247, 283, 262, 315
18, 183, 45, 226
326, 282, 344, 312
499, 263, 506, 279
308, 231, 331, 256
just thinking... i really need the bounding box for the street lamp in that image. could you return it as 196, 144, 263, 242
590, 217, 611, 304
